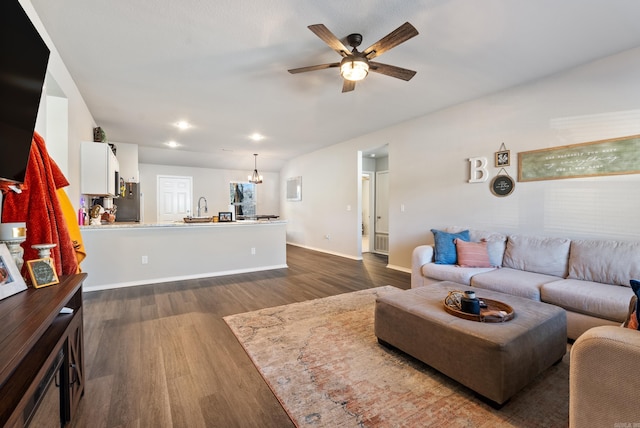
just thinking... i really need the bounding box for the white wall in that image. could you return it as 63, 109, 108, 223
281, 46, 640, 271
280, 141, 374, 259
44, 95, 69, 176
20, 1, 96, 208
139, 163, 280, 223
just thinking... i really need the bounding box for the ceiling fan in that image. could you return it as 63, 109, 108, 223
288, 22, 419, 93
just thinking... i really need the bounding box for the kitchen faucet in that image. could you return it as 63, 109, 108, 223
197, 196, 208, 217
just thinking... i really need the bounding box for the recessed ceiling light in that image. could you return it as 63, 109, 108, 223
249, 133, 265, 141
165, 141, 180, 148
175, 121, 191, 130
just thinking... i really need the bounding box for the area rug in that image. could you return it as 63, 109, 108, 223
223, 286, 569, 427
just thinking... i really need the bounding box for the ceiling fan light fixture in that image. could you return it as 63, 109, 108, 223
248, 153, 263, 184
340, 57, 369, 81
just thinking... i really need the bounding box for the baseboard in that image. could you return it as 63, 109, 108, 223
286, 242, 362, 261
82, 264, 289, 292
386, 264, 411, 274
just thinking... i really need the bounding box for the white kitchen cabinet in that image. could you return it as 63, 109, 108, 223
80, 141, 119, 196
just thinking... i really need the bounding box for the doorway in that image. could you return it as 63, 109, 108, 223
360, 146, 389, 256
157, 175, 192, 222
374, 170, 389, 254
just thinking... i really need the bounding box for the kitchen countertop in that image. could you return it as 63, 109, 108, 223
80, 219, 286, 230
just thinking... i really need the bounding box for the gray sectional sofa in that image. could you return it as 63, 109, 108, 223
411, 227, 640, 339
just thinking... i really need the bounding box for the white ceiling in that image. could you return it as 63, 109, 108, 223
30, 0, 640, 173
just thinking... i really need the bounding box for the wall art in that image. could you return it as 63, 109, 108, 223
518, 134, 640, 182
286, 176, 302, 201
495, 142, 510, 167
490, 168, 515, 197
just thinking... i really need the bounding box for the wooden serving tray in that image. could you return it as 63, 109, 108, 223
443, 297, 515, 322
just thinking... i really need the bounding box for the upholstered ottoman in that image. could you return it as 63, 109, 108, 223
374, 281, 566, 405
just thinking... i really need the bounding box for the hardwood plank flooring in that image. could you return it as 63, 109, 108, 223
73, 245, 410, 428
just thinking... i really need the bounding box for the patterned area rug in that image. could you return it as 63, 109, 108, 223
223, 286, 569, 427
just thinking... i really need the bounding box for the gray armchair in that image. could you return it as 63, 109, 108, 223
570, 326, 640, 427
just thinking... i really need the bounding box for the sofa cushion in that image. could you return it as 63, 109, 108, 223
431, 229, 469, 265
502, 235, 570, 277
541, 279, 634, 323
446, 227, 507, 266
568, 240, 640, 287
455, 239, 492, 268
422, 263, 495, 286
470, 268, 559, 301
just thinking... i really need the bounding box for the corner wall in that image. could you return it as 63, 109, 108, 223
281, 46, 640, 271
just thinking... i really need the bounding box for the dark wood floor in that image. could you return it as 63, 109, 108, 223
73, 245, 410, 428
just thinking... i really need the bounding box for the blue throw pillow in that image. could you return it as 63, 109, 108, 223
431, 229, 470, 265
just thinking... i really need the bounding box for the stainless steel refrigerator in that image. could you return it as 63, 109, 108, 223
115, 182, 140, 222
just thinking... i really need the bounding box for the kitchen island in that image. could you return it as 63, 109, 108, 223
80, 220, 287, 291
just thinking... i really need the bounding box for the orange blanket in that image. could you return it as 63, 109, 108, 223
57, 187, 86, 269
1, 132, 78, 276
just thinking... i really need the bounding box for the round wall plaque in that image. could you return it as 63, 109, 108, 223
490, 174, 515, 197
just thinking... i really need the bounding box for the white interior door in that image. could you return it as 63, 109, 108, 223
375, 170, 389, 254
157, 175, 192, 223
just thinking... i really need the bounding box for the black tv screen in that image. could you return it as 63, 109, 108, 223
0, 0, 50, 183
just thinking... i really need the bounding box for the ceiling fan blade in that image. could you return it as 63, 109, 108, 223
363, 22, 418, 60
342, 79, 356, 93
369, 62, 417, 81
308, 24, 352, 57
288, 63, 339, 74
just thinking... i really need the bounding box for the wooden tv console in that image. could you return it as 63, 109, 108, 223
0, 273, 87, 427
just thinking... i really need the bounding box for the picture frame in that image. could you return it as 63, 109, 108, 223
0, 243, 28, 300
218, 211, 233, 222
26, 257, 59, 289
495, 150, 510, 167
286, 176, 302, 201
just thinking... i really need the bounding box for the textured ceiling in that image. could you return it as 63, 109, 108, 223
30, 0, 640, 172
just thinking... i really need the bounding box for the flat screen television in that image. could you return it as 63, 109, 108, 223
0, 0, 50, 183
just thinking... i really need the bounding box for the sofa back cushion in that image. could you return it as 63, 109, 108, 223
568, 240, 640, 286
503, 235, 570, 277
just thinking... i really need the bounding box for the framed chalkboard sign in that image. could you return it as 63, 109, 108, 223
491, 174, 515, 197
27, 258, 59, 288
518, 134, 640, 182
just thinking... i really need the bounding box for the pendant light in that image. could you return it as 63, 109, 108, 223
248, 153, 263, 184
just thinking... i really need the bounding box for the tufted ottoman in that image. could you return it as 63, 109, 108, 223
374, 281, 567, 405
